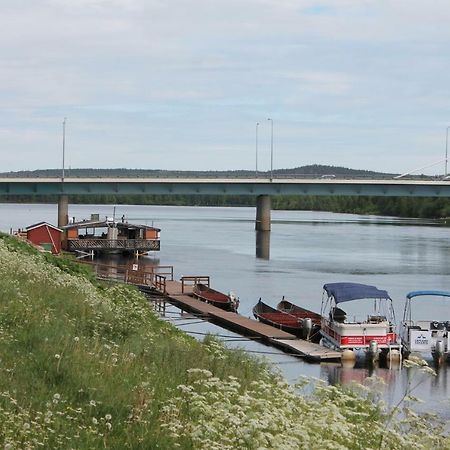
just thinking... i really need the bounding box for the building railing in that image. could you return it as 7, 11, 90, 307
68, 238, 160, 251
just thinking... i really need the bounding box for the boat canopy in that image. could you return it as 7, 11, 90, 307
406, 290, 450, 300
323, 282, 390, 304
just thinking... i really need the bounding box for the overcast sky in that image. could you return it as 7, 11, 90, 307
1, 1, 450, 173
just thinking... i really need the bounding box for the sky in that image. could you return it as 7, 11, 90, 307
1, 0, 450, 174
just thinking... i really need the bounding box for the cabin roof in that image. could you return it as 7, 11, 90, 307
26, 221, 63, 233
62, 220, 160, 232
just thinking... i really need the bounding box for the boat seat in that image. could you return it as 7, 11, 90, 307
368, 315, 387, 323
430, 321, 445, 331
330, 307, 346, 323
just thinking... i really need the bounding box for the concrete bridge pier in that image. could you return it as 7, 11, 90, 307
58, 195, 69, 228
256, 231, 270, 259
255, 194, 271, 231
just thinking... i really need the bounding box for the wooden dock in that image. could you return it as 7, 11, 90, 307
84, 262, 341, 362
163, 279, 341, 361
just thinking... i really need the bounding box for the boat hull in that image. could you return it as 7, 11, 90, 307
320, 319, 398, 351
253, 300, 304, 337
193, 284, 238, 312
277, 299, 321, 342
401, 321, 450, 359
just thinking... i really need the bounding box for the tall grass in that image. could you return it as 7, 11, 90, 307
0, 234, 448, 449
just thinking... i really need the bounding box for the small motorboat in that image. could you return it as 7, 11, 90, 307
400, 290, 450, 362
277, 298, 322, 342
253, 299, 304, 336
192, 283, 239, 312
320, 282, 401, 360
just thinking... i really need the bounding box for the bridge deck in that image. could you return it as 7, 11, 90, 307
2, 176, 450, 198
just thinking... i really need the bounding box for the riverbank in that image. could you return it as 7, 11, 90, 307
2, 194, 450, 220
0, 234, 448, 449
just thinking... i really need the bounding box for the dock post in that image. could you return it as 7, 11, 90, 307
57, 194, 69, 228
255, 195, 271, 231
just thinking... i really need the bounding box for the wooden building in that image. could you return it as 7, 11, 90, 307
26, 222, 62, 254
62, 218, 160, 256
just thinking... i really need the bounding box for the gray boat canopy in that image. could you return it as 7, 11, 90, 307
323, 282, 391, 304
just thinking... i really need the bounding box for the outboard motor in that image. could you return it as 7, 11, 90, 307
367, 340, 379, 365
302, 318, 313, 340
434, 340, 445, 365
229, 292, 239, 312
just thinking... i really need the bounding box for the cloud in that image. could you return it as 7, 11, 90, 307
0, 0, 450, 172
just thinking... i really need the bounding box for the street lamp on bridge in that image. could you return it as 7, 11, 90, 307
446, 126, 450, 177
255, 122, 259, 177
267, 118, 273, 180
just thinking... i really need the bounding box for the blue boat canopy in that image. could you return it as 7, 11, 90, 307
323, 282, 391, 304
406, 290, 450, 300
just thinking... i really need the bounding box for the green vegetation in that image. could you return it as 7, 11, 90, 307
0, 234, 448, 448
3, 194, 450, 219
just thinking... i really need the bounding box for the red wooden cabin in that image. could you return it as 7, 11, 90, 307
26, 222, 62, 254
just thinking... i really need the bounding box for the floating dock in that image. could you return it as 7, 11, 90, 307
162, 279, 341, 362
85, 262, 341, 362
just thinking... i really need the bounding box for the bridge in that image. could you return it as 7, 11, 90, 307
1, 176, 450, 230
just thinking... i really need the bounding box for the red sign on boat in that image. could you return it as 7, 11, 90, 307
340, 333, 397, 346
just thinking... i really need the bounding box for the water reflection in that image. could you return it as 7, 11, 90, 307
256, 230, 270, 259
322, 362, 398, 387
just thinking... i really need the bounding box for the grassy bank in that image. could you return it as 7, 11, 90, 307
0, 234, 448, 449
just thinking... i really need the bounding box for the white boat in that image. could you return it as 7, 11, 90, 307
400, 290, 450, 361
320, 282, 400, 357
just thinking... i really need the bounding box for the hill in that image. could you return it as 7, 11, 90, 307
0, 164, 394, 178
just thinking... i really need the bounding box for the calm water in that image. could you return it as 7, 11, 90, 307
1, 203, 450, 413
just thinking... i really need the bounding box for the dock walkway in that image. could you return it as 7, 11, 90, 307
84, 262, 341, 362
163, 280, 341, 361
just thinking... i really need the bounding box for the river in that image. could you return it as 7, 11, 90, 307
1, 202, 449, 414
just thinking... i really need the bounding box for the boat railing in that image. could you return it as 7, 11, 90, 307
180, 275, 210, 293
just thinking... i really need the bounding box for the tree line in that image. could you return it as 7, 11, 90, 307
2, 194, 450, 219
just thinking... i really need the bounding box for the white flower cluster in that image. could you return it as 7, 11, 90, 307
160, 370, 448, 449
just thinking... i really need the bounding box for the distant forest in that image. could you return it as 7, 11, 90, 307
0, 164, 393, 178
1, 165, 448, 219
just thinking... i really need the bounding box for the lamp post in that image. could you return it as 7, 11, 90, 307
446, 126, 450, 177
62, 117, 67, 182
267, 118, 273, 180
255, 122, 259, 177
